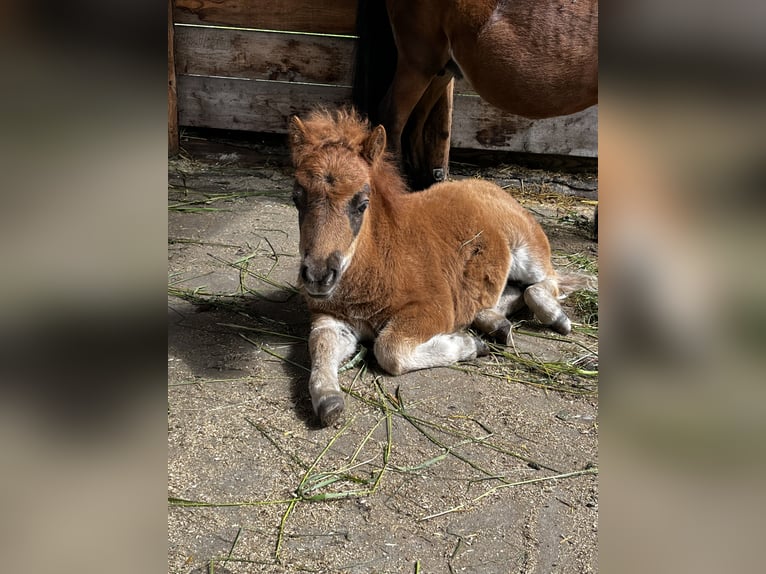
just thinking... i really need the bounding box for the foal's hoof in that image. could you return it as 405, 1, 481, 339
491, 323, 512, 346
317, 394, 345, 427
550, 314, 572, 336
474, 337, 491, 357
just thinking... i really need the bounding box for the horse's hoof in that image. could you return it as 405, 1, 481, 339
318, 394, 345, 427
492, 323, 511, 346
550, 314, 572, 335
474, 337, 491, 357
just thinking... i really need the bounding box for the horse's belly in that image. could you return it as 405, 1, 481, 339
460, 54, 597, 118
454, 6, 598, 118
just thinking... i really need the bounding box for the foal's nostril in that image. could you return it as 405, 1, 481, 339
301, 261, 339, 288
300, 264, 311, 283
321, 269, 337, 286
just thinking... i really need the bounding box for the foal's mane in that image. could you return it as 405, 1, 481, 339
293, 107, 410, 201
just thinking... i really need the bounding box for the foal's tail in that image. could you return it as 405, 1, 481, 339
556, 271, 598, 299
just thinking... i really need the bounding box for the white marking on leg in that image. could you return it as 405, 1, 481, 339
523, 280, 571, 335
308, 315, 360, 422
375, 332, 480, 375
509, 245, 546, 285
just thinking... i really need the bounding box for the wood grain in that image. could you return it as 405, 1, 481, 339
174, 26, 355, 85
168, 0, 179, 154
176, 74, 597, 157
452, 98, 598, 157
177, 75, 352, 133
174, 0, 358, 35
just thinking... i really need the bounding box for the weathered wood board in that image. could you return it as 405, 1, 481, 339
168, 0, 179, 153
174, 26, 355, 86
450, 77, 597, 156
169, 0, 597, 157
172, 0, 358, 140
452, 98, 597, 157
177, 76, 352, 133
173, 0, 358, 35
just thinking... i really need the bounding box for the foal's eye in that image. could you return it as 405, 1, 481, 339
353, 184, 370, 215
292, 186, 306, 208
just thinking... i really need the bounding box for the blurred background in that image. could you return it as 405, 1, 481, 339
601, 2, 766, 572
0, 2, 165, 573
0, 1, 764, 572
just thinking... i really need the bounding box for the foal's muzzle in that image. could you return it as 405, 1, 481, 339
300, 252, 342, 298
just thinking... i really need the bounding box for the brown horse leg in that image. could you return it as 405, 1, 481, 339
406, 75, 454, 188
379, 58, 436, 158
523, 279, 572, 335
374, 309, 488, 376
473, 284, 526, 345
308, 314, 360, 426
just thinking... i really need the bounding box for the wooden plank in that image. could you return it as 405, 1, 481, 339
454, 77, 478, 96
174, 26, 355, 85
452, 97, 598, 157
177, 75, 352, 133
174, 0, 358, 35
168, 0, 179, 154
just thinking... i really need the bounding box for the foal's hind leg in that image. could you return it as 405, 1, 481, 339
375, 331, 488, 376
508, 244, 572, 335
524, 278, 572, 335
374, 307, 488, 376
473, 284, 526, 345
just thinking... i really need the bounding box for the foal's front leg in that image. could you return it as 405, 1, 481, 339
308, 314, 360, 427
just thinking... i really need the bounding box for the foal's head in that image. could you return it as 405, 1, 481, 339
288, 109, 387, 299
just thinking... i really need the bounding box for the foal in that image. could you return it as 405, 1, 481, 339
289, 109, 588, 426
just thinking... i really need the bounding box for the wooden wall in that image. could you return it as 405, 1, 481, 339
453, 80, 597, 157
169, 0, 596, 157
172, 0, 356, 136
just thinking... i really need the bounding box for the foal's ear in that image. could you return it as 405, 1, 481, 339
363, 125, 387, 164
288, 116, 307, 150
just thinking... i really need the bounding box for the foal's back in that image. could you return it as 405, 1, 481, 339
382, 179, 554, 328
399, 179, 551, 262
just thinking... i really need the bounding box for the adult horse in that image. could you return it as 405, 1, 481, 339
289, 108, 590, 426
373, 0, 598, 188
